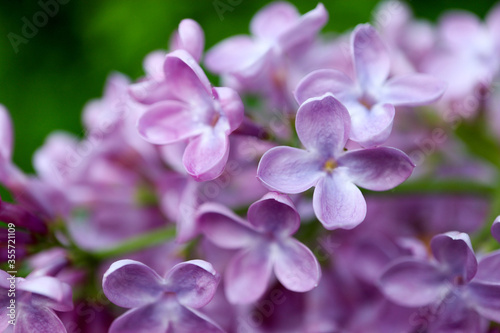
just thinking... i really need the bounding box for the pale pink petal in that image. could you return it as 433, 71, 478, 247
102, 260, 164, 308
294, 69, 356, 105
18, 276, 73, 311
137, 101, 204, 144
197, 202, 258, 249
163, 50, 212, 102
348, 102, 395, 147
295, 94, 351, 154
313, 174, 366, 230
247, 192, 300, 237
205, 36, 268, 74
225, 245, 273, 304
492, 216, 500, 243
212, 87, 244, 132
165, 260, 219, 309
0, 104, 12, 161
250, 2, 299, 40
439, 11, 483, 49
257, 146, 322, 193
278, 3, 328, 51
182, 129, 229, 181
381, 74, 447, 106
274, 238, 321, 292
338, 147, 414, 191
171, 19, 205, 62
486, 4, 500, 37
352, 24, 390, 90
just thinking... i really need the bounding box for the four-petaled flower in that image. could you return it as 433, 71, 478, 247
197, 192, 321, 304
0, 271, 73, 333
380, 232, 500, 331
257, 94, 415, 230
103, 259, 224, 333
295, 24, 446, 147
137, 50, 244, 181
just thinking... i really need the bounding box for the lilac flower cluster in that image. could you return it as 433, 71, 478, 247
1, 1, 500, 332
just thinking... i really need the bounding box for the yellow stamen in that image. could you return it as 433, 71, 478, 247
324, 158, 337, 173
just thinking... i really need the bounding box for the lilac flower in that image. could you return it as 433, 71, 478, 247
257, 94, 414, 229
102, 259, 223, 333
197, 192, 321, 304
0, 270, 73, 333
205, 2, 327, 110
137, 50, 244, 181
170, 19, 204, 62
295, 24, 446, 147
492, 216, 500, 243
380, 232, 500, 331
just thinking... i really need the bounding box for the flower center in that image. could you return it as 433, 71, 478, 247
323, 158, 337, 173
210, 112, 220, 127
453, 275, 465, 286
358, 93, 376, 109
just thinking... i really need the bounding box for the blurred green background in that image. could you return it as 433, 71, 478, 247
0, 0, 498, 174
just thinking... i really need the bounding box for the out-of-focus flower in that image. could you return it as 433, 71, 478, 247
422, 5, 500, 119
197, 192, 321, 304
205, 2, 328, 112
0, 270, 73, 333
102, 259, 223, 333
380, 232, 500, 331
137, 50, 244, 181
257, 94, 414, 229
295, 24, 445, 147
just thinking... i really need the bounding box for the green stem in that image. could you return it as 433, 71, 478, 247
89, 225, 177, 260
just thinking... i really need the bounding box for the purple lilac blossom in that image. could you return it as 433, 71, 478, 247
295, 24, 446, 147
102, 259, 224, 333
257, 93, 414, 229
197, 192, 321, 304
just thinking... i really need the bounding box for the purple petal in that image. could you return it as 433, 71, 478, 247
348, 102, 395, 147
109, 300, 170, 333
379, 259, 448, 307
472, 250, 500, 283
169, 306, 225, 333
278, 3, 328, 51
247, 192, 300, 237
439, 12, 483, 49
466, 281, 500, 322
18, 276, 73, 311
212, 87, 244, 132
16, 304, 67, 333
102, 260, 164, 308
205, 35, 268, 74
182, 129, 229, 181
170, 19, 204, 62
430, 232, 477, 282
338, 147, 414, 191
487, 4, 500, 34
492, 216, 500, 243
143, 50, 166, 79
0, 104, 12, 161
274, 238, 321, 292
137, 101, 204, 144
165, 260, 219, 309
257, 146, 322, 193
163, 50, 212, 102
294, 69, 355, 105
197, 202, 258, 249
352, 24, 390, 90
295, 94, 350, 154
381, 74, 447, 106
250, 2, 299, 40
312, 174, 366, 230
225, 245, 273, 304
